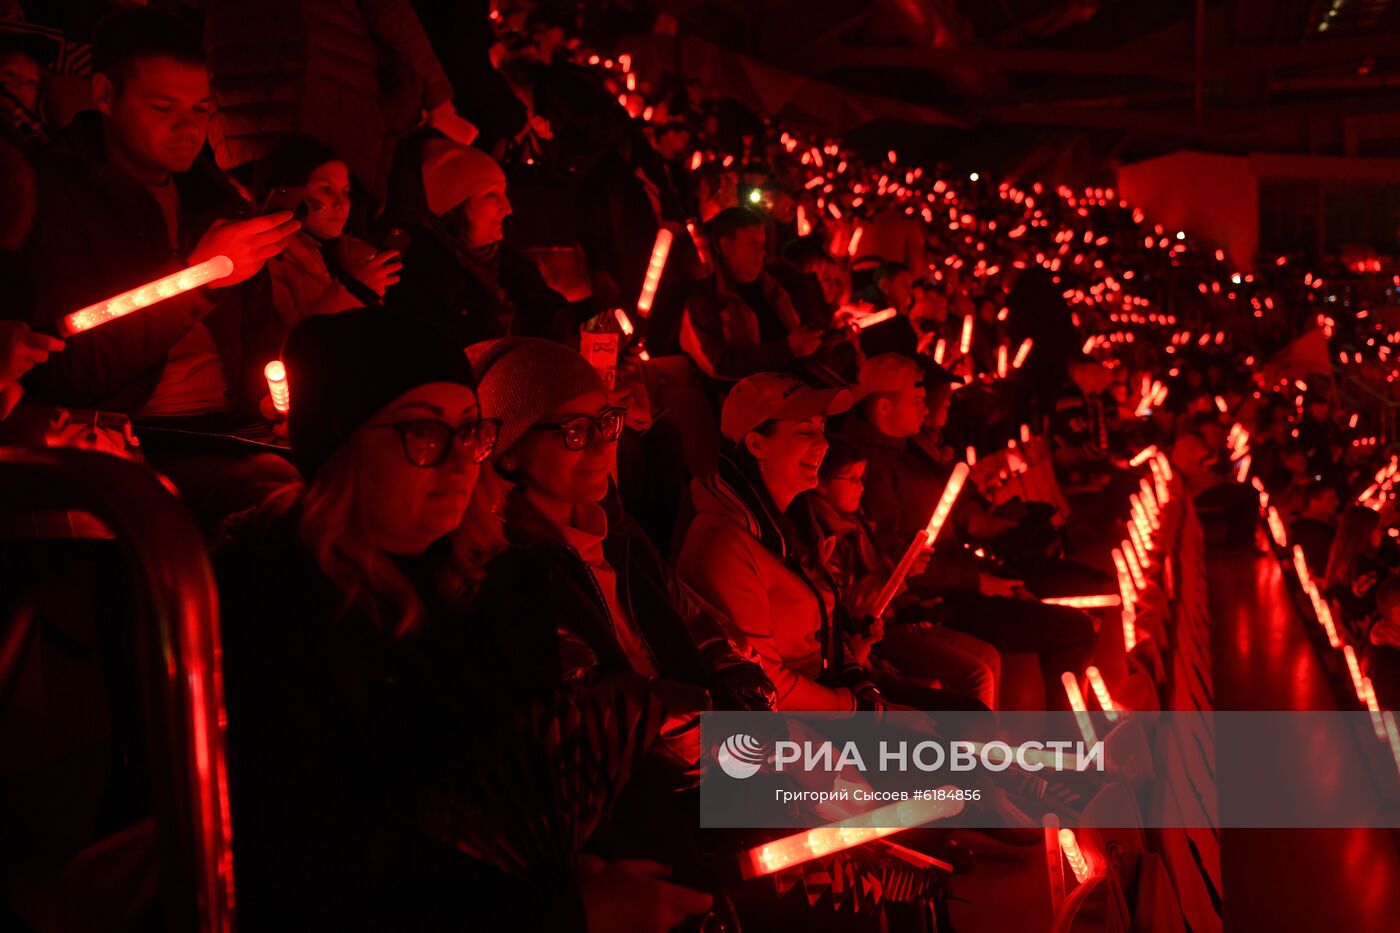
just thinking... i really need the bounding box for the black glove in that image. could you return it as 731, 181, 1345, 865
708, 661, 777, 711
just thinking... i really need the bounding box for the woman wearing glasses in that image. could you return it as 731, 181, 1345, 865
213, 312, 689, 931
466, 337, 775, 713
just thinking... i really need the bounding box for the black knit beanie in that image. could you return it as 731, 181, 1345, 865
283, 307, 476, 480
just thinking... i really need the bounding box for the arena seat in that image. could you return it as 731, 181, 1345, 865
0, 448, 234, 932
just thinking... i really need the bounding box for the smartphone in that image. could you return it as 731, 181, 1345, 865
381, 227, 412, 253
261, 186, 305, 215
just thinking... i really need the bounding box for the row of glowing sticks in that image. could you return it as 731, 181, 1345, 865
1254, 475, 1400, 775
1260, 506, 1400, 772
737, 782, 1102, 895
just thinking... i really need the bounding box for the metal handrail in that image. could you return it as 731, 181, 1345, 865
0, 447, 235, 932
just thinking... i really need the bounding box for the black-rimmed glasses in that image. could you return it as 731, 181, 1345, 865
378, 418, 501, 467
527, 406, 627, 451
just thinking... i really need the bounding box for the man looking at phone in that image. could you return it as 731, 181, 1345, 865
21, 8, 300, 525
23, 8, 298, 418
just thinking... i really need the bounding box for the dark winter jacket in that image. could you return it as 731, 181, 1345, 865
22, 111, 279, 417
214, 503, 665, 931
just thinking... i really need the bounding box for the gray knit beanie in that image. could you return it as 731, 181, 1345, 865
467, 337, 606, 455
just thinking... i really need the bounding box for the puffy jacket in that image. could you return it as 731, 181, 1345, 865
677, 463, 856, 711
203, 0, 453, 202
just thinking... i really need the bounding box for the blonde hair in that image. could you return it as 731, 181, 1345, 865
277, 432, 426, 636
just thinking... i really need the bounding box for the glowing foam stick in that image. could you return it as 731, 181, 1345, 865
1363, 679, 1387, 740
933, 338, 947, 365
1062, 672, 1098, 746
997, 345, 1009, 377
1045, 815, 1067, 914
689, 150, 703, 171
1292, 545, 1314, 593
1127, 524, 1150, 570
1013, 338, 1033, 368
870, 463, 970, 619
1085, 666, 1118, 720
1140, 479, 1159, 517
966, 446, 977, 466
1044, 594, 1121, 609
1383, 711, 1400, 779
60, 255, 234, 336
685, 221, 711, 274
1343, 645, 1366, 703
847, 225, 864, 257
850, 307, 897, 331
1234, 454, 1252, 484
263, 360, 289, 414
1309, 589, 1342, 648
959, 315, 974, 355
796, 204, 812, 237
1058, 828, 1095, 884
1130, 445, 1157, 467
1122, 541, 1147, 591
1266, 506, 1289, 548
738, 790, 965, 879
1155, 451, 1173, 483
613, 308, 635, 336
636, 228, 674, 317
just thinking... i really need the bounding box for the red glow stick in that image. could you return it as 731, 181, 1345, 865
1122, 540, 1147, 591
1061, 672, 1098, 746
60, 255, 234, 336
870, 463, 970, 619
933, 338, 947, 365
997, 345, 1009, 377
959, 315, 974, 355
849, 307, 897, 331
1343, 645, 1365, 702
1383, 711, 1400, 778
1085, 666, 1118, 720
263, 360, 289, 413
796, 204, 812, 238
685, 221, 711, 274
847, 225, 864, 257
1130, 445, 1157, 467
1013, 338, 1033, 368
1043, 594, 1121, 609
636, 228, 673, 317
1363, 678, 1386, 740
1058, 828, 1095, 884
738, 790, 965, 879
1266, 506, 1289, 548
613, 308, 635, 336
1045, 814, 1067, 914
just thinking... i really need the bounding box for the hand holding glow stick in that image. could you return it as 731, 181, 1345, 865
60, 256, 234, 336
637, 228, 674, 317
264, 360, 290, 414
870, 463, 970, 619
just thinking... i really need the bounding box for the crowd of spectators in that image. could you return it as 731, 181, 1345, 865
2, 1, 1398, 929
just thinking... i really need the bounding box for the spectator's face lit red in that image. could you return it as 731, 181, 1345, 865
746, 416, 828, 505
461, 181, 511, 249
0, 52, 40, 114
359, 384, 482, 555
302, 160, 351, 240
819, 461, 866, 513
878, 377, 928, 438
812, 260, 844, 306
95, 57, 212, 178
513, 391, 618, 507
720, 226, 766, 284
